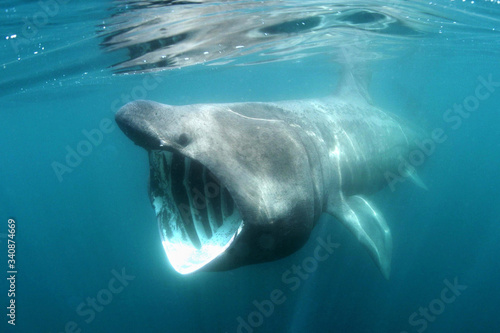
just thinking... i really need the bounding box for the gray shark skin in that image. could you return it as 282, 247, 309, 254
115, 73, 424, 279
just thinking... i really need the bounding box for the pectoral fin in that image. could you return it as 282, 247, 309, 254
328, 195, 392, 279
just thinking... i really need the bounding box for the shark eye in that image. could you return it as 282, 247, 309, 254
177, 133, 191, 147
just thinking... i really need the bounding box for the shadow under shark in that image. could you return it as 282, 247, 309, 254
115, 70, 425, 279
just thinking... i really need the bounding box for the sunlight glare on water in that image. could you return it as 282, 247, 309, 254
1, 0, 500, 97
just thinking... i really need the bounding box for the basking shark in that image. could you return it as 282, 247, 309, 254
115, 70, 424, 279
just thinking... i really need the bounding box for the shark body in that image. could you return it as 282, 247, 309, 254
115, 72, 424, 279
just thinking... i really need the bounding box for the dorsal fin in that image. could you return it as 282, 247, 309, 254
334, 47, 373, 105
334, 66, 373, 105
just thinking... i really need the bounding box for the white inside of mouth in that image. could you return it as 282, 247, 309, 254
150, 150, 243, 274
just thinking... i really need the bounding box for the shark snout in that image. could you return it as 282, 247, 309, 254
115, 100, 165, 149
116, 100, 193, 151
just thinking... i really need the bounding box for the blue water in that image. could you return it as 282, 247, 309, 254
1, 1, 500, 332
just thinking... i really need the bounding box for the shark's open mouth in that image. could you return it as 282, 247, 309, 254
149, 150, 243, 274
